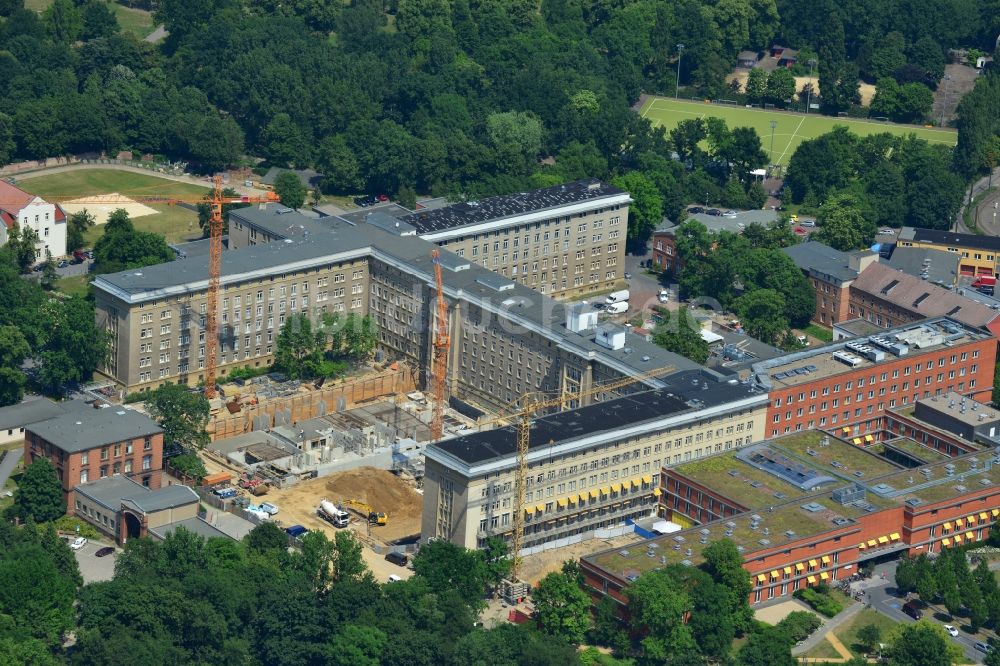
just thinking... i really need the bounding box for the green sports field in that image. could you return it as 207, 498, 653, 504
640, 97, 958, 166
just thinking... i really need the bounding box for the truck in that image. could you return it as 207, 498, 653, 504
605, 289, 630, 304
285, 525, 308, 540
343, 499, 388, 525
214, 486, 238, 499
972, 275, 996, 295
318, 499, 351, 528
605, 302, 628, 314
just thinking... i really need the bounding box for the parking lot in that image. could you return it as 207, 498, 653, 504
71, 539, 118, 583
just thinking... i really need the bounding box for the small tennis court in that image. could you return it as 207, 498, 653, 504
640, 97, 957, 166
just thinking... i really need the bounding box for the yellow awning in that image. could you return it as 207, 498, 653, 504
535, 504, 545, 513
858, 542, 866, 550
992, 509, 999, 518
955, 517, 964, 527
820, 572, 830, 580
867, 539, 877, 547
642, 475, 652, 484
579, 493, 588, 503
865, 434, 874, 442
652, 488, 662, 497
557, 498, 567, 508
795, 563, 805, 571
599, 486, 609, 495
589, 490, 598, 499
770, 570, 780, 579
757, 574, 767, 583
783, 566, 793, 575
942, 538, 952, 546
821, 555, 831, 564
890, 532, 901, 541
808, 559, 818, 568
943, 521, 952, 529
842, 427, 850, 434
807, 575, 817, 584
878, 535, 889, 544
630, 478, 640, 488
954, 534, 963, 543
967, 515, 977, 524
853, 437, 863, 445
619, 483, 628, 492
525, 508, 533, 516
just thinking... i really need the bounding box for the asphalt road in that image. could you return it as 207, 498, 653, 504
957, 167, 1000, 234
0, 448, 22, 491
862, 560, 986, 663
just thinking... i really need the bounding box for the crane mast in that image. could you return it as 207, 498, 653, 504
430, 250, 450, 442
204, 176, 224, 399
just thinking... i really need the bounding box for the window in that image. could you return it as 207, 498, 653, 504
142, 455, 152, 471
79, 469, 88, 484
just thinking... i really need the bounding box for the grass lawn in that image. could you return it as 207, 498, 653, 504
640, 97, 958, 166
55, 274, 91, 298
803, 323, 833, 342
20, 169, 207, 247
837, 608, 898, 658
24, 0, 156, 38
801, 636, 842, 661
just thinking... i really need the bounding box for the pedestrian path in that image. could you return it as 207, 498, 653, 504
792, 601, 863, 656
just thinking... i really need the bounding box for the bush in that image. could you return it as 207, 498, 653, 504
221, 365, 270, 383
169, 453, 207, 482
53, 515, 102, 540
775, 610, 822, 642
794, 586, 843, 617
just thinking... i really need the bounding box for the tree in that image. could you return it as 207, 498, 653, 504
626, 569, 696, 662
814, 194, 876, 251
888, 621, 962, 666
412, 540, 489, 607
273, 171, 307, 210
486, 111, 543, 175
317, 135, 363, 194
144, 383, 210, 455
35, 296, 109, 396
8, 458, 64, 523
92, 209, 174, 275
0, 367, 27, 407
168, 452, 207, 481
43, 0, 82, 43
7, 224, 40, 273
701, 539, 753, 634
327, 624, 387, 666
331, 530, 367, 583
766, 68, 796, 106
262, 113, 311, 168
0, 325, 30, 370
736, 626, 795, 666
652, 307, 710, 364
611, 171, 662, 243
858, 623, 881, 653
533, 568, 591, 644
745, 68, 768, 103
81, 0, 120, 40
274, 313, 323, 379
482, 536, 512, 589
243, 522, 289, 554
733, 289, 787, 346
66, 210, 96, 252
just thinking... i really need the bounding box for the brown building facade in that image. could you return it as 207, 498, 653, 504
23, 401, 164, 511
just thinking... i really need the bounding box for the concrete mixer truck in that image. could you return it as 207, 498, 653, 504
318, 499, 350, 528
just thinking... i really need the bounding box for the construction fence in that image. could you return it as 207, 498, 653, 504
208, 367, 417, 442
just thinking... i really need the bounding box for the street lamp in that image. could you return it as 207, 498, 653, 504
769, 120, 777, 164
675, 44, 685, 99
805, 59, 817, 114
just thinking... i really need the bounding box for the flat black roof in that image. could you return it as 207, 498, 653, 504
432, 370, 763, 465
434, 390, 690, 465
400, 179, 626, 234
908, 227, 1000, 252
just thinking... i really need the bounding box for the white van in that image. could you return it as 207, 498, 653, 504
387, 574, 403, 583
606, 290, 630, 304
605, 302, 628, 314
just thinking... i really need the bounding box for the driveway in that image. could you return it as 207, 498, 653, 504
863, 560, 984, 663
0, 448, 22, 490
71, 539, 117, 584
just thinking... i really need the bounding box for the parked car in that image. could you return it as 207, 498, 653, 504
687, 206, 704, 214
706, 208, 722, 216
387, 574, 403, 583
800, 220, 816, 227
879, 228, 896, 235
723, 210, 738, 218
57, 260, 69, 268
377, 194, 389, 202
623, 272, 632, 279
944, 624, 958, 637
285, 525, 308, 539
975, 641, 991, 653
95, 547, 115, 557
385, 551, 409, 567
902, 600, 923, 620
658, 290, 670, 303
260, 502, 279, 515
70, 537, 88, 550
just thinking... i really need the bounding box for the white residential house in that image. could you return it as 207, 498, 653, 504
0, 180, 67, 260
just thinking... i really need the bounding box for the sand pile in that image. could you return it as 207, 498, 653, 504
325, 466, 422, 521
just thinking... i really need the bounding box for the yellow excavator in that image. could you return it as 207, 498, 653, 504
342, 499, 387, 526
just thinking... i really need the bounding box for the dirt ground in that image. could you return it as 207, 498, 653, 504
61, 193, 158, 222
754, 598, 816, 625
261, 466, 423, 544
517, 533, 645, 586
726, 71, 876, 106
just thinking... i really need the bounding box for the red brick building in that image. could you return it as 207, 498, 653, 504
781, 241, 877, 326
581, 426, 1000, 608
651, 227, 679, 275
753, 318, 995, 440
24, 400, 164, 511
